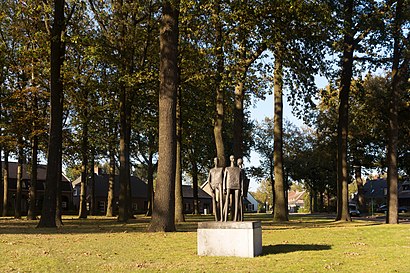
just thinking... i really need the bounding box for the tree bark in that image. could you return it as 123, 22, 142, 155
335, 0, 353, 222
354, 165, 365, 212
79, 121, 88, 219
2, 151, 8, 216
37, 0, 65, 228
15, 142, 23, 219
192, 159, 199, 215
148, 0, 179, 232
272, 48, 288, 222
90, 151, 96, 215
106, 150, 115, 217
175, 87, 185, 222
27, 133, 38, 220
212, 0, 225, 167
145, 151, 154, 217
386, 0, 402, 224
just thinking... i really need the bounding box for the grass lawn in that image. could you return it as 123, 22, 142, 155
0, 213, 409, 272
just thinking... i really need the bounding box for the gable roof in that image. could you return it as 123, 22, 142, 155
72, 174, 148, 199
182, 185, 212, 199
2, 162, 69, 182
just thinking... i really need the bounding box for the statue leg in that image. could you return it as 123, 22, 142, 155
211, 191, 218, 221
218, 188, 224, 222
223, 189, 231, 222
239, 195, 243, 221
234, 190, 240, 221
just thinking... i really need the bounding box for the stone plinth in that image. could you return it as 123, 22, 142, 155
197, 221, 262, 258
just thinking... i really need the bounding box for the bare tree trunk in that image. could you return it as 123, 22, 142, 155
79, 122, 88, 219
212, 0, 225, 167
2, 151, 8, 216
15, 142, 23, 219
192, 160, 199, 215
118, 85, 131, 222
89, 151, 96, 215
148, 0, 179, 232
386, 0, 403, 224
355, 165, 365, 212
273, 47, 288, 222
175, 88, 185, 222
106, 150, 115, 217
37, 0, 65, 228
335, 0, 353, 222
28, 134, 38, 220
145, 152, 154, 217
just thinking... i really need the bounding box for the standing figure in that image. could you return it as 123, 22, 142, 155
237, 158, 249, 221
207, 157, 224, 221
223, 155, 242, 221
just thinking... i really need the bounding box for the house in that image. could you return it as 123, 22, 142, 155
244, 192, 260, 212
288, 190, 306, 212
1, 162, 73, 215
362, 178, 410, 209
182, 185, 212, 214
72, 169, 148, 214
200, 181, 259, 213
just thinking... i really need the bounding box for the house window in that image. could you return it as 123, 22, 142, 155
403, 185, 410, 191
98, 201, 105, 212
73, 188, 78, 196
62, 201, 67, 209
132, 203, 138, 211
383, 188, 387, 196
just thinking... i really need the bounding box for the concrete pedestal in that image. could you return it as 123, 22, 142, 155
197, 221, 262, 258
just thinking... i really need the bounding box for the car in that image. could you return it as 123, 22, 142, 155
349, 204, 361, 216
376, 205, 408, 213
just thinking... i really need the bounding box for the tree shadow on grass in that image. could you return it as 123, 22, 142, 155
262, 244, 331, 256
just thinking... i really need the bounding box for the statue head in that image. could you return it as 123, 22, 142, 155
213, 157, 218, 167
237, 158, 243, 167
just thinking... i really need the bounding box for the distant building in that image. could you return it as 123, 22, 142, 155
1, 162, 73, 215
72, 169, 148, 214
362, 179, 410, 209
182, 185, 212, 214
288, 191, 306, 212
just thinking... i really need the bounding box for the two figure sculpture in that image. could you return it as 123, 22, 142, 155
206, 155, 249, 222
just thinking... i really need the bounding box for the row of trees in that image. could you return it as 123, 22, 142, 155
0, 0, 408, 230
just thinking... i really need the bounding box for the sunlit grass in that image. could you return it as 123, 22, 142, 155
0, 214, 409, 272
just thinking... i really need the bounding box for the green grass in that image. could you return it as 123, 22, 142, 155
0, 214, 409, 272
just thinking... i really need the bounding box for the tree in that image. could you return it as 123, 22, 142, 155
37, 0, 66, 228
148, 0, 180, 232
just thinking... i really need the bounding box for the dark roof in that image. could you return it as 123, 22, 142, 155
363, 179, 387, 199
1, 162, 69, 182
182, 185, 212, 199
2, 162, 71, 192
73, 174, 148, 199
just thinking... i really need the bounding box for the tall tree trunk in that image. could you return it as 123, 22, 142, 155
233, 80, 245, 160
0, 149, 3, 214
2, 151, 8, 216
118, 85, 131, 222
354, 164, 365, 212
269, 157, 275, 215
148, 0, 179, 232
90, 151, 96, 215
386, 0, 402, 224
79, 122, 88, 219
37, 0, 65, 228
106, 150, 115, 217
191, 159, 199, 215
335, 0, 353, 222
272, 47, 288, 222
212, 0, 225, 167
175, 88, 185, 222
145, 152, 154, 217
28, 133, 39, 220
55, 152, 63, 227
15, 141, 23, 219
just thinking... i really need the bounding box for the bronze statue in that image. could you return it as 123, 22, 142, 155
207, 157, 224, 221
223, 155, 243, 221
237, 158, 249, 221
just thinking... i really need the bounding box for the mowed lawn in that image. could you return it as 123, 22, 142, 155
0, 214, 409, 272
